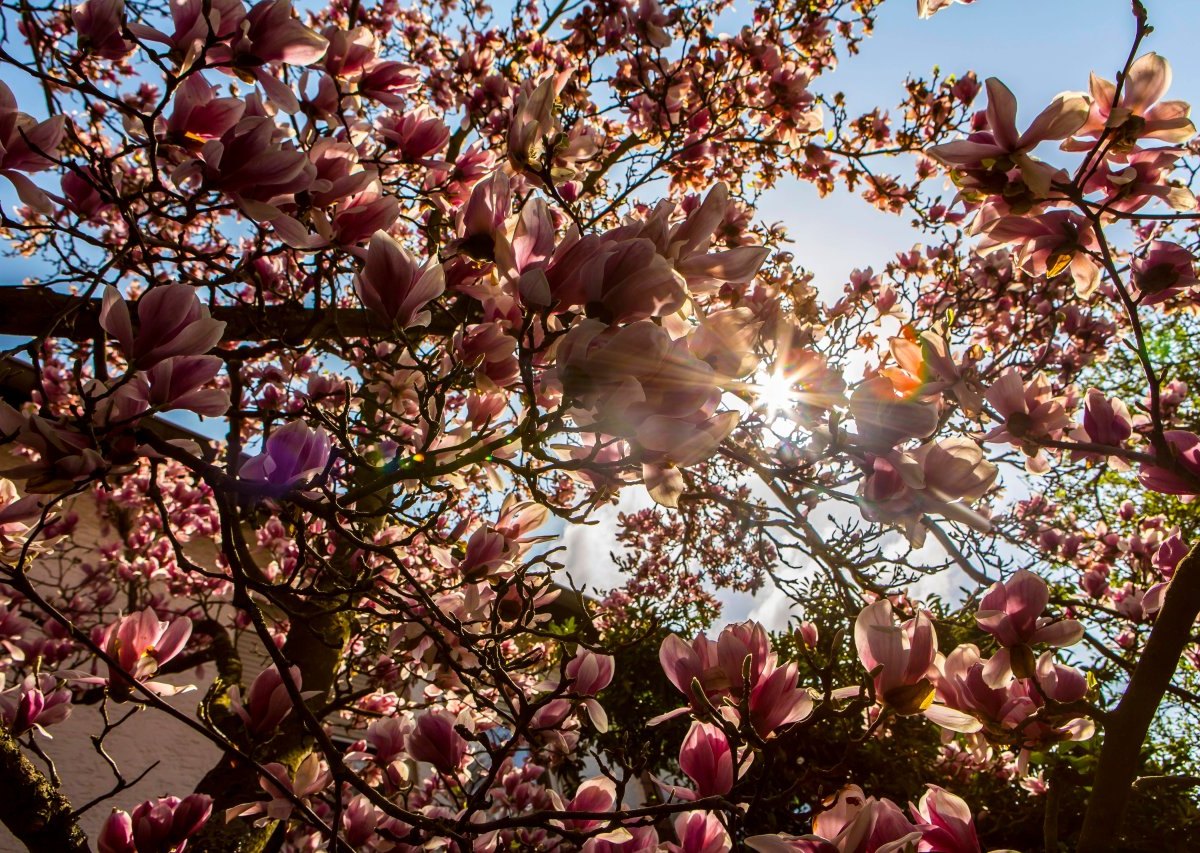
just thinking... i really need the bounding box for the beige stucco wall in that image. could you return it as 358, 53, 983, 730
0, 686, 224, 851
0, 441, 234, 851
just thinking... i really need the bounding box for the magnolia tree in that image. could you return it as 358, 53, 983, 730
0, 0, 1198, 849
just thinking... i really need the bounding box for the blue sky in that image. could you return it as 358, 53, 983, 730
760, 0, 1200, 298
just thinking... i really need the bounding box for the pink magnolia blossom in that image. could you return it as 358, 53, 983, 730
0, 405, 108, 492
73, 0, 135, 59
99, 794, 212, 853
849, 377, 939, 452
1138, 430, 1200, 496
1153, 533, 1187, 578
912, 438, 998, 506
917, 0, 974, 19
880, 330, 982, 416
455, 322, 520, 389
566, 647, 615, 696
745, 835, 837, 853
239, 420, 331, 489
1078, 388, 1133, 447
99, 285, 226, 370
343, 715, 411, 790
1035, 651, 1090, 704
0, 81, 65, 173
857, 456, 919, 529
553, 319, 739, 504
813, 785, 925, 853
936, 645, 1092, 747
565, 647, 615, 731
678, 721, 734, 797
0, 673, 72, 736
322, 183, 401, 247
667, 811, 732, 853
1131, 240, 1200, 304
1071, 52, 1195, 147
854, 600, 979, 732
909, 786, 980, 853
983, 369, 1069, 471
100, 608, 194, 696
0, 477, 46, 554
0, 80, 67, 212
445, 498, 550, 581
453, 170, 512, 263
160, 75, 247, 153
858, 439, 996, 546
229, 664, 302, 736
975, 210, 1100, 295
406, 709, 469, 773
365, 715, 410, 765
379, 107, 450, 162
658, 622, 811, 736
1083, 146, 1197, 214
713, 620, 772, 696
690, 308, 762, 381
975, 568, 1083, 652
632, 0, 672, 47
659, 630, 724, 711
854, 600, 937, 714
529, 697, 574, 737
215, 0, 328, 69
557, 776, 618, 834
659, 620, 767, 708
227, 753, 331, 825
341, 795, 383, 849
128, 0, 245, 62
508, 71, 572, 175
60, 166, 116, 221
491, 196, 560, 301
797, 621, 820, 649
453, 526, 516, 581
546, 234, 688, 323
744, 661, 812, 739
357, 60, 420, 109
97, 808, 136, 853
92, 379, 150, 429
633, 183, 771, 295
1080, 564, 1111, 600
135, 794, 213, 853
172, 116, 317, 219
320, 26, 377, 79
583, 825, 660, 853
122, 355, 230, 418
928, 77, 1088, 196
353, 230, 446, 327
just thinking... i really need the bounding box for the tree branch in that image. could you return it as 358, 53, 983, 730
1077, 542, 1200, 850
0, 287, 462, 345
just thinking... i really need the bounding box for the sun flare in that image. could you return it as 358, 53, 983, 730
753, 370, 799, 421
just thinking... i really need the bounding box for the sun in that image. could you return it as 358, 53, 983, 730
753, 369, 798, 421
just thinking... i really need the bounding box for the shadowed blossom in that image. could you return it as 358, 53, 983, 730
239, 420, 331, 489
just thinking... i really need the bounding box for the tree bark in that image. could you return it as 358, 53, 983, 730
1077, 544, 1200, 851
189, 597, 351, 853
0, 727, 88, 852
0, 287, 462, 344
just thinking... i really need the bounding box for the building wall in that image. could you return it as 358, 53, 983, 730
0, 442, 237, 851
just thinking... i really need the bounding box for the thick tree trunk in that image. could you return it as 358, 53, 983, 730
1077, 545, 1200, 851
189, 599, 351, 853
0, 727, 88, 852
